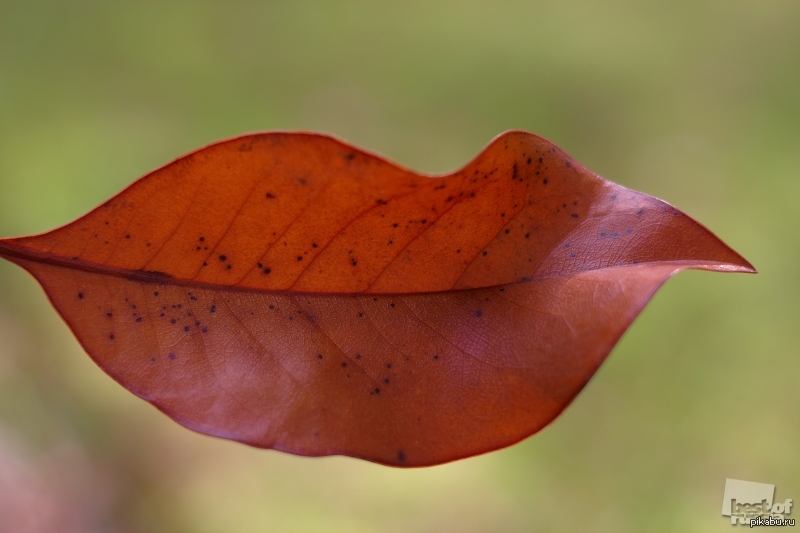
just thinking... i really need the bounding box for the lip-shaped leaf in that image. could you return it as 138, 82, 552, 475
0, 131, 753, 466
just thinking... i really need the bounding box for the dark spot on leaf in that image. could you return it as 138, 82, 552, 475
184, 326, 190, 332
297, 256, 303, 261
476, 310, 483, 317
219, 255, 226, 261
77, 292, 83, 299
154, 291, 159, 296
109, 334, 115, 340
266, 192, 276, 199
136, 317, 142, 323
169, 353, 176, 360
170, 319, 177, 324
398, 450, 406, 462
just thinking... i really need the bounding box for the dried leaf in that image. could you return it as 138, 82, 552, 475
0, 131, 753, 466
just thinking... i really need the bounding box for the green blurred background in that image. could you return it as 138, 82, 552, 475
0, 1, 797, 531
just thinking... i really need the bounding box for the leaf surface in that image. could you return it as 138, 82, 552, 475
0, 131, 753, 466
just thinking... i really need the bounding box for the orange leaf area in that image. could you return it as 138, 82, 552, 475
0, 131, 753, 466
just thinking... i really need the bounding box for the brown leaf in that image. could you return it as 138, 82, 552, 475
0, 131, 754, 466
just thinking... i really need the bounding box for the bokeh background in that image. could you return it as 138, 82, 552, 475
0, 1, 797, 531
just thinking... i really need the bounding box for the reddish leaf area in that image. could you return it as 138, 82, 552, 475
0, 131, 753, 467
